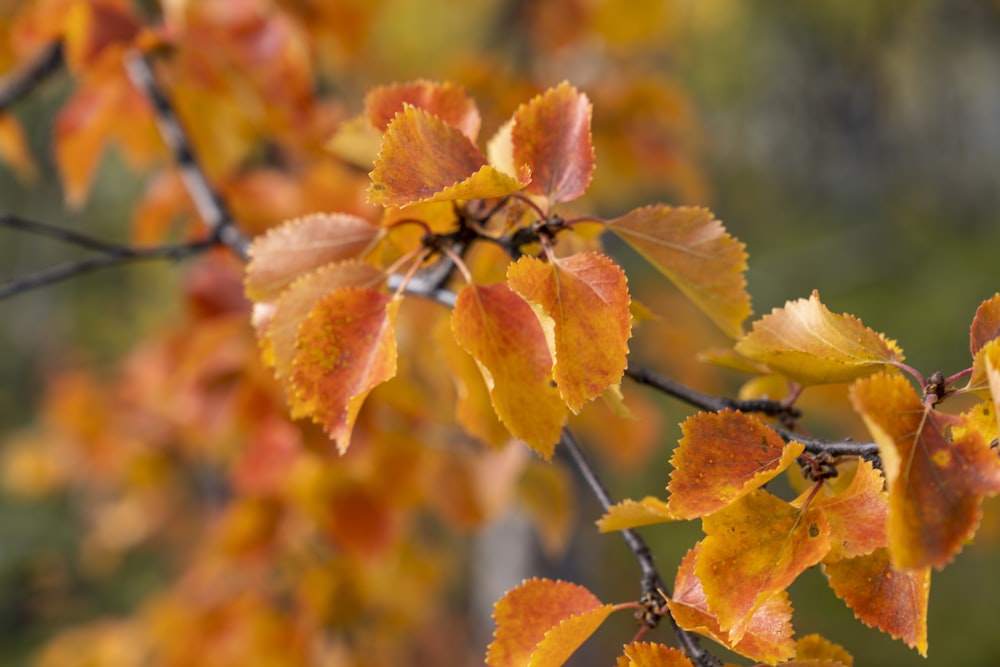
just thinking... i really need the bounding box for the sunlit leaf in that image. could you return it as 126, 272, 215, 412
451, 283, 568, 457
850, 373, 1000, 569
365, 79, 481, 140
606, 205, 750, 338
487, 578, 611, 667
668, 545, 795, 663
735, 291, 904, 385
697, 489, 830, 642
969, 317, 1000, 394
970, 293, 1000, 357
507, 252, 631, 412
824, 548, 929, 656
289, 288, 400, 453
794, 634, 854, 666
369, 106, 496, 207
245, 213, 380, 302
808, 460, 888, 562
618, 641, 695, 667
597, 496, 677, 532
511, 81, 594, 204
667, 410, 804, 519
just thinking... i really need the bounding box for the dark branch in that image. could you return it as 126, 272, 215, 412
560, 429, 720, 667
0, 41, 63, 112
123, 50, 251, 260
1, 213, 140, 253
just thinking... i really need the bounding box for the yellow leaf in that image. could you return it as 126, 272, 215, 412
620, 641, 695, 667
735, 290, 904, 385
597, 496, 677, 532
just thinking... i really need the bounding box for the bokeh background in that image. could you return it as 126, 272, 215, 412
2, 1, 1000, 665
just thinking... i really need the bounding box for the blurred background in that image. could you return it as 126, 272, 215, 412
1, 0, 1000, 665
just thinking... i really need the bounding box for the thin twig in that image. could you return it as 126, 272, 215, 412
1, 213, 138, 253
0, 41, 63, 112
560, 429, 720, 667
123, 50, 251, 260
0, 238, 214, 301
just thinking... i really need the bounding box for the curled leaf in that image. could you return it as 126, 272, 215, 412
735, 290, 904, 385
511, 81, 594, 204
850, 372, 1000, 569
606, 205, 750, 338
507, 252, 631, 412
289, 288, 400, 453
667, 410, 804, 519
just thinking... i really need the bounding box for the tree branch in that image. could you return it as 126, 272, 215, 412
123, 50, 251, 260
0, 41, 63, 112
560, 429, 720, 667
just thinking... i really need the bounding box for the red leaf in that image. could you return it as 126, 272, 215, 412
511, 81, 594, 204
289, 288, 400, 453
365, 80, 481, 140
507, 252, 631, 412
825, 548, 929, 656
487, 578, 610, 667
245, 213, 380, 302
451, 283, 568, 457
850, 373, 1000, 568
667, 410, 804, 519
606, 206, 750, 338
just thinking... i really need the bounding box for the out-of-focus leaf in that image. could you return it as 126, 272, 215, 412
0, 113, 38, 181
697, 490, 830, 642
511, 81, 594, 204
245, 213, 380, 302
850, 372, 1000, 569
824, 548, 929, 656
289, 288, 400, 453
667, 410, 804, 519
451, 283, 568, 457
517, 460, 575, 557
606, 205, 750, 338
735, 291, 903, 385
507, 252, 631, 412
365, 79, 481, 140
487, 578, 611, 667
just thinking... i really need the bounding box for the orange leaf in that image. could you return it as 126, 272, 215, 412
968, 294, 1000, 392
0, 113, 38, 182
507, 252, 631, 412
597, 496, 677, 532
451, 283, 568, 457
735, 291, 904, 385
793, 634, 854, 666
289, 288, 399, 453
62, 0, 140, 72
668, 545, 795, 664
809, 460, 888, 562
245, 213, 380, 302
511, 81, 594, 204
517, 460, 576, 557
618, 641, 695, 667
606, 205, 750, 338
850, 373, 1000, 568
697, 489, 830, 642
365, 79, 481, 141
264, 261, 384, 382
369, 106, 496, 208
824, 548, 929, 656
487, 578, 611, 667
667, 410, 804, 519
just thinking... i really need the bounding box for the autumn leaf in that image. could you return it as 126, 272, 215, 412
245, 213, 380, 302
597, 496, 677, 532
0, 113, 38, 182
289, 288, 400, 453
369, 106, 524, 208
967, 294, 1000, 393
668, 545, 795, 663
793, 634, 854, 666
824, 548, 929, 656
850, 372, 1000, 569
808, 460, 888, 562
487, 578, 613, 667
451, 283, 568, 457
606, 205, 750, 339
365, 80, 481, 140
507, 252, 631, 412
616, 641, 695, 667
667, 410, 804, 519
735, 291, 904, 385
697, 489, 830, 642
510, 81, 594, 204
